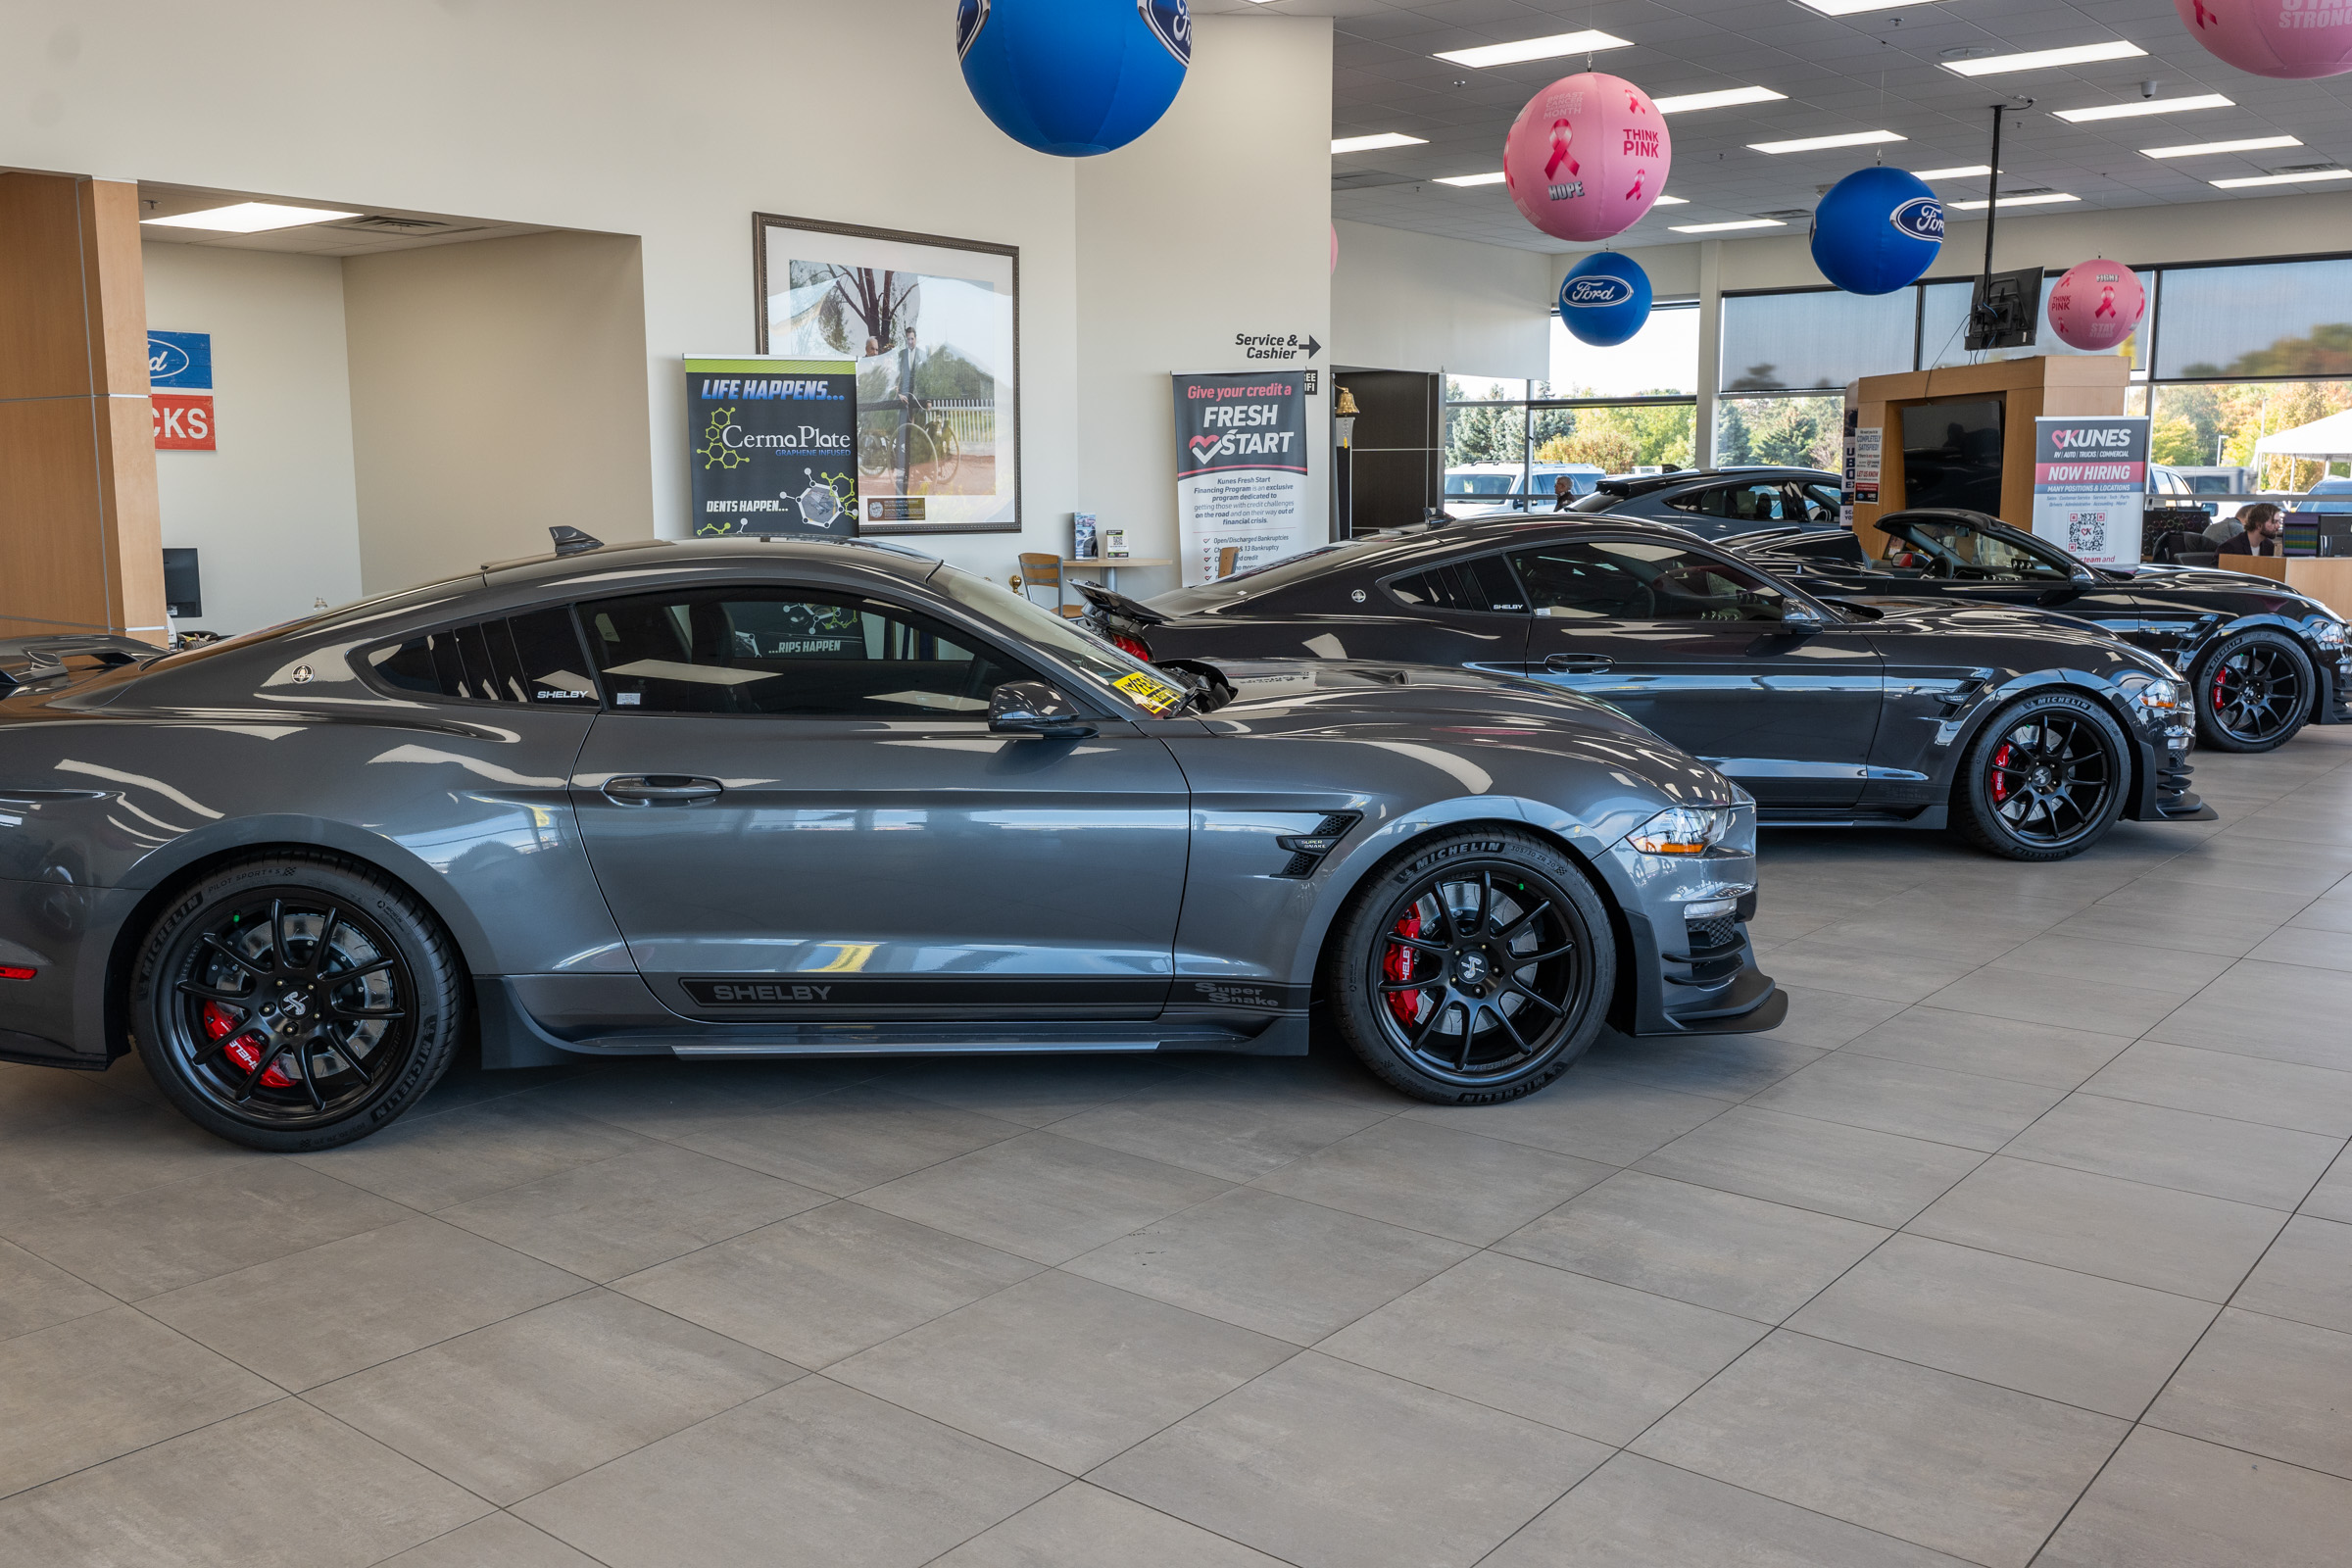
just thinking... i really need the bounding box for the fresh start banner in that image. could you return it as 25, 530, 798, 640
1171, 371, 1311, 587
2031, 416, 2149, 567
685, 356, 858, 537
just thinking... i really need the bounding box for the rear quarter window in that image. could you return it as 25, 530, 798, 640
366, 607, 600, 707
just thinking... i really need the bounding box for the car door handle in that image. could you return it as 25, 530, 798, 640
602, 775, 723, 807
1544, 653, 1614, 673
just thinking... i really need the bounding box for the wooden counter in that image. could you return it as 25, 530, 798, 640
2216, 555, 2352, 614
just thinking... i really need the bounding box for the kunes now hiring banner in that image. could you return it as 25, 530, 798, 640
2032, 416, 2150, 568
1171, 372, 1310, 587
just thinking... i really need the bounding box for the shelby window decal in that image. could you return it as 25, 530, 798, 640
956, 0, 989, 59
1890, 196, 1944, 242
1139, 0, 1192, 65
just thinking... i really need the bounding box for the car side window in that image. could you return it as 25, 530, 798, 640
1797, 483, 1843, 522
1511, 540, 1793, 622
575, 588, 1037, 717
1386, 555, 1526, 613
367, 608, 600, 707
1666, 483, 1790, 522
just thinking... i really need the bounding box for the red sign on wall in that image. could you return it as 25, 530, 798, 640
153, 393, 215, 451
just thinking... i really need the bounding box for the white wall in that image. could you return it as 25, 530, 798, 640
342, 232, 653, 596
1074, 15, 1333, 597
1333, 220, 1549, 381
6, 0, 1090, 583
140, 243, 363, 633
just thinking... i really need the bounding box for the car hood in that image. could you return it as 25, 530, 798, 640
1817, 595, 2178, 671
1194, 659, 1740, 807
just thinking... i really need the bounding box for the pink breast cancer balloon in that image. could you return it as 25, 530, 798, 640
2176, 0, 2352, 78
2047, 259, 2146, 352
1503, 73, 1671, 244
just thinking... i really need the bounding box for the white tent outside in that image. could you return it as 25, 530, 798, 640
2254, 409, 2352, 461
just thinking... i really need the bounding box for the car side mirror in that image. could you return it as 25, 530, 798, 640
989, 681, 1098, 739
2035, 586, 2082, 608
1780, 606, 1827, 635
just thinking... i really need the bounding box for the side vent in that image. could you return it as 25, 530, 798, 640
1274, 813, 1361, 878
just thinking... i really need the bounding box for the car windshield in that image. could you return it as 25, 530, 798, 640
1878, 519, 2073, 580
1569, 490, 1620, 513
1446, 474, 1519, 497
933, 565, 1175, 697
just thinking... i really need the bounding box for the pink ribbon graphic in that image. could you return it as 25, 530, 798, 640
1627, 90, 1646, 114
2094, 285, 2116, 319
1626, 170, 1645, 203
2192, 0, 2218, 27
1545, 120, 1578, 179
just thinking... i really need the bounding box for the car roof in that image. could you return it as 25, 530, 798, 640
476, 535, 942, 593
1593, 466, 1838, 498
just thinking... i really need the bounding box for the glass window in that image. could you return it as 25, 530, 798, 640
1544, 303, 1700, 398
1666, 482, 1801, 523
2155, 259, 2352, 381
1510, 540, 1792, 623
1388, 556, 1525, 613
1713, 393, 1844, 471
1877, 518, 2072, 579
2150, 380, 2352, 495
367, 608, 596, 707
1529, 402, 1694, 472
577, 588, 1036, 717
1721, 289, 1914, 392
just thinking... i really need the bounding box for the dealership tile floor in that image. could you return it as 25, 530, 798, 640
6, 738, 2352, 1566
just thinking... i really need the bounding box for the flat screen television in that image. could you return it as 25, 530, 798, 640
1902, 400, 2005, 514
2281, 515, 2322, 558
162, 548, 202, 618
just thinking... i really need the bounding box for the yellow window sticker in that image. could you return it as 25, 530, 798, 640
1112, 670, 1187, 715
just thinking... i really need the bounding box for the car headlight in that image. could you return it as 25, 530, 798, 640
1626, 806, 1736, 856
2312, 619, 2348, 652
2118, 672, 2180, 713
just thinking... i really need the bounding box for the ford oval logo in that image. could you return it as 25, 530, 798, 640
1139, 0, 1192, 66
149, 338, 190, 380
1891, 196, 1944, 243
1564, 275, 1633, 307
956, 0, 988, 58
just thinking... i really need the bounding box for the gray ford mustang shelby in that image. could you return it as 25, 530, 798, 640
0, 536, 1781, 1150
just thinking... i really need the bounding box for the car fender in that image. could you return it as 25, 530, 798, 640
1936, 668, 2154, 810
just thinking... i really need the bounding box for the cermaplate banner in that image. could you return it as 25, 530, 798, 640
2031, 416, 2149, 568
1172, 372, 1310, 586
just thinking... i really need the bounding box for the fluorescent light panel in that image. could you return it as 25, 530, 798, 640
2213, 169, 2352, 188
1750, 129, 1904, 155
140, 201, 361, 233
1950, 192, 2082, 209
1434, 30, 1632, 69
1332, 132, 1426, 154
1652, 194, 1690, 205
1945, 40, 2146, 75
1671, 219, 1787, 232
1653, 86, 1788, 115
2142, 135, 2301, 159
1791, 0, 1940, 13
1915, 165, 1994, 179
2054, 94, 2232, 122
1436, 172, 1507, 186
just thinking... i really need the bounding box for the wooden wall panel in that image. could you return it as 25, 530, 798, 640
0, 400, 112, 634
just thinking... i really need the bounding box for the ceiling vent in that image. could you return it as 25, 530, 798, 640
2273, 161, 2342, 174
329, 215, 452, 231
1332, 170, 1417, 192
1755, 209, 1813, 221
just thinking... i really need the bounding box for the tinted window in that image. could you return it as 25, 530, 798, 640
1799, 483, 1843, 521
1879, 519, 2071, 579
1666, 482, 1798, 522
578, 589, 1035, 717
1510, 540, 1793, 622
1388, 555, 1526, 613
367, 608, 597, 707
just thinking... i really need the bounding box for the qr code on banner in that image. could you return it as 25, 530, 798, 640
2068, 512, 2106, 553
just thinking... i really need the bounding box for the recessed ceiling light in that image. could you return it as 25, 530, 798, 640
2142, 135, 2302, 159
1652, 194, 1690, 205
1433, 30, 1634, 69
1949, 192, 2082, 209
1794, 0, 1941, 13
1671, 219, 1788, 232
1436, 172, 1507, 187
1944, 40, 2147, 76
2213, 169, 2352, 188
1332, 132, 1427, 154
140, 201, 363, 233
1653, 86, 1788, 115
1914, 166, 1995, 179
2054, 94, 2233, 122
1749, 130, 1904, 155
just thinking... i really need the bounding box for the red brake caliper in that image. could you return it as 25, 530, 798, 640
1989, 742, 2013, 804
1384, 908, 1425, 1026
203, 1001, 296, 1089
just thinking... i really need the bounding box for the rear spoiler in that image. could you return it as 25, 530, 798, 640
1071, 580, 1168, 626
0, 633, 163, 692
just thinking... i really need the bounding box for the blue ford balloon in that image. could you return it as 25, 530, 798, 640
957, 0, 1192, 158
1809, 167, 1942, 296
1556, 251, 1651, 347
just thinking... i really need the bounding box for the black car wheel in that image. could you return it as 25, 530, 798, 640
2193, 629, 2313, 753
130, 853, 463, 1151
1328, 829, 1613, 1103
1951, 693, 2129, 862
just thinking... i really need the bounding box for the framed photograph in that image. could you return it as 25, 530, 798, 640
756, 213, 1020, 534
